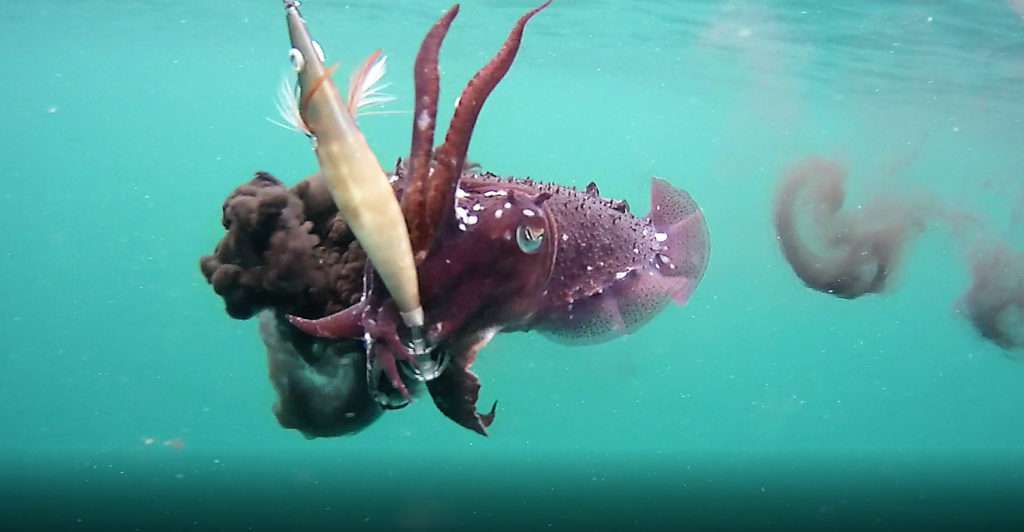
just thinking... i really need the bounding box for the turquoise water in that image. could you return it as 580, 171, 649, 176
3, 0, 1024, 529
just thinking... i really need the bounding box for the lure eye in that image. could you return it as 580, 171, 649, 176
312, 40, 326, 62
516, 223, 545, 254
288, 48, 304, 72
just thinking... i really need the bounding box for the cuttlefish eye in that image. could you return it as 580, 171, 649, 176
288, 48, 304, 72
516, 223, 545, 254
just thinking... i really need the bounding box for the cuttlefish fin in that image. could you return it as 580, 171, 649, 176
648, 177, 710, 304
426, 327, 501, 436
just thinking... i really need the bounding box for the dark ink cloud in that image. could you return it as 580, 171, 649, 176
1011, 187, 1024, 229
774, 157, 1024, 355
259, 312, 382, 437
960, 245, 1024, 353
199, 172, 365, 320
200, 172, 376, 436
773, 157, 929, 298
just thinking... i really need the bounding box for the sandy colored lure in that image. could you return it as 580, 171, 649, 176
280, 1, 425, 335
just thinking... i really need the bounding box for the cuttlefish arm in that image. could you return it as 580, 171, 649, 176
402, 1, 552, 259
282, 0, 425, 333
402, 5, 459, 262
426, 327, 502, 436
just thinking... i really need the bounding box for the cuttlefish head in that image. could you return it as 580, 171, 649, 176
393, 2, 554, 434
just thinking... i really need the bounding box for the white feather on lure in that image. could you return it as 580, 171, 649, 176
266, 76, 310, 135
347, 50, 398, 118
267, 50, 403, 135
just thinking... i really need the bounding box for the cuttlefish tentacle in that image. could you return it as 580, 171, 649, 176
429, 1, 552, 237
403, 5, 460, 262
404, 1, 550, 258
426, 327, 502, 436
287, 301, 366, 338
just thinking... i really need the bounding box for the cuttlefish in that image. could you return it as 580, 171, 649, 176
287, 2, 711, 435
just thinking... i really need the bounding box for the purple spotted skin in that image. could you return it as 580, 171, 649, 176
455, 173, 711, 343
292, 166, 710, 436
380, 167, 709, 436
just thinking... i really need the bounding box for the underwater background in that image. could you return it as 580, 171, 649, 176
2, 0, 1023, 529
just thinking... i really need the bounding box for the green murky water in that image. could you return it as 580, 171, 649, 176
2, 1, 1023, 529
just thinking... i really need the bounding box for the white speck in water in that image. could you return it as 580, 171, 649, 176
47, 106, 58, 114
